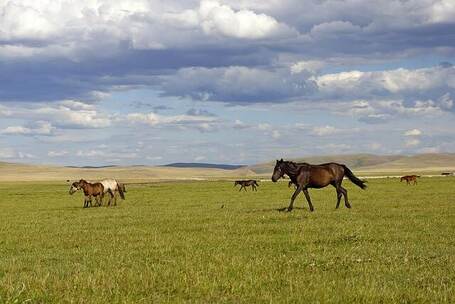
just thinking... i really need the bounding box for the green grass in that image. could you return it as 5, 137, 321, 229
0, 177, 454, 303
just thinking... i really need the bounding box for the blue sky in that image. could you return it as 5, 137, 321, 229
0, 0, 454, 166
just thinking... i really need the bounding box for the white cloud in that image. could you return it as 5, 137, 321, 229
290, 60, 324, 75
127, 112, 217, 126
76, 150, 105, 158
314, 66, 455, 97
0, 101, 112, 129
405, 138, 421, 147
404, 129, 422, 136
1, 121, 54, 136
35, 104, 111, 129
0, 148, 16, 159
271, 130, 281, 139
48, 150, 69, 157
0, 148, 35, 159
165, 0, 296, 40
311, 125, 339, 136
430, 0, 455, 23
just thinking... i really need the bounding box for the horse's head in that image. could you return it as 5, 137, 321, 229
234, 181, 239, 186
271, 159, 285, 182
69, 181, 80, 195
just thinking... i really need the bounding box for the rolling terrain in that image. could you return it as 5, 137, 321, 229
1, 153, 455, 182
248, 153, 455, 175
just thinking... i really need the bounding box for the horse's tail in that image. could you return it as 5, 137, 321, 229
117, 182, 125, 199
343, 165, 367, 190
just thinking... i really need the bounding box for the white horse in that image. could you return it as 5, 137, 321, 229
100, 179, 125, 206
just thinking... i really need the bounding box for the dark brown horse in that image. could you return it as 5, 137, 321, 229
69, 179, 105, 208
272, 159, 367, 212
234, 180, 259, 191
400, 175, 420, 185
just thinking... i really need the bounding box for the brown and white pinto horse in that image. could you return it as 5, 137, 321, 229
272, 159, 367, 212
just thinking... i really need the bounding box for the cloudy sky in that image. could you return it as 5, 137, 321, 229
0, 0, 454, 166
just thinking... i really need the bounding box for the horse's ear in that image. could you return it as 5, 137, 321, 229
280, 158, 283, 162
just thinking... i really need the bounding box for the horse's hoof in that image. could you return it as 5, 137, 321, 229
346, 205, 352, 209
287, 208, 293, 212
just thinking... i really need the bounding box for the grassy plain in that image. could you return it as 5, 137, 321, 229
0, 177, 454, 303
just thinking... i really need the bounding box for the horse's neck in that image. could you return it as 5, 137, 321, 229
81, 184, 91, 195
284, 163, 303, 178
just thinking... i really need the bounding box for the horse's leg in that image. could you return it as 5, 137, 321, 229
331, 182, 342, 209
340, 187, 351, 209
98, 193, 103, 206
108, 190, 115, 206
302, 189, 314, 212
336, 188, 342, 209
238, 186, 243, 192
287, 186, 302, 212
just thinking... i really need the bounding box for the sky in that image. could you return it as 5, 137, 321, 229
0, 0, 454, 166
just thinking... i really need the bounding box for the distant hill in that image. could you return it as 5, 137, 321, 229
248, 153, 455, 175
1, 153, 455, 182
0, 162, 254, 182
163, 163, 245, 170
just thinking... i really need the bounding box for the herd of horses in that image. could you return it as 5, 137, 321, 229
68, 159, 421, 211
69, 179, 126, 208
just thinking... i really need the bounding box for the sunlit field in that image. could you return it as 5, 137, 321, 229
0, 177, 454, 303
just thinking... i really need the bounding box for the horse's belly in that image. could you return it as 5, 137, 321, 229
307, 177, 332, 188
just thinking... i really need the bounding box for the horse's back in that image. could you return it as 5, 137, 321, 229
305, 163, 345, 187
100, 179, 118, 192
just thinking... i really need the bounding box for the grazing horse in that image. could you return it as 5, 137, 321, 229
271, 159, 367, 212
100, 179, 125, 206
234, 180, 259, 191
69, 179, 104, 208
400, 175, 420, 185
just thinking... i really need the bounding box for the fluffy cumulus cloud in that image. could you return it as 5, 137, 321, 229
126, 110, 221, 133
1, 0, 454, 104
1, 121, 54, 136
0, 101, 112, 129
1, 0, 455, 164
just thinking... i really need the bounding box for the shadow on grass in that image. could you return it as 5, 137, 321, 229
245, 206, 307, 213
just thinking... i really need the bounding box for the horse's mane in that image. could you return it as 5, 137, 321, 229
282, 161, 304, 176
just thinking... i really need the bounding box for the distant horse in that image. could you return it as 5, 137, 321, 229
400, 175, 420, 185
69, 179, 105, 208
100, 179, 125, 206
272, 159, 367, 212
234, 180, 259, 191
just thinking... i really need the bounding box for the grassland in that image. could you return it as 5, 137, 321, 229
0, 177, 454, 303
